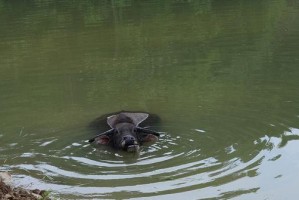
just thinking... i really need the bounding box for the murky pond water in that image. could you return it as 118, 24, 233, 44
1, 0, 299, 199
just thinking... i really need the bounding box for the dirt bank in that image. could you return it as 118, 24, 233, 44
0, 172, 50, 200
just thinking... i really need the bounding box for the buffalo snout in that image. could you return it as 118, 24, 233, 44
121, 134, 138, 146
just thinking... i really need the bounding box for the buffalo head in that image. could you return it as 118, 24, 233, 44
89, 112, 160, 152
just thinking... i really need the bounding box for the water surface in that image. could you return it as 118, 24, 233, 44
1, 0, 299, 199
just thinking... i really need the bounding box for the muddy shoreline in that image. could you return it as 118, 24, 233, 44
0, 172, 50, 200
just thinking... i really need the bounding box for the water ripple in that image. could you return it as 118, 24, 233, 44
2, 126, 299, 199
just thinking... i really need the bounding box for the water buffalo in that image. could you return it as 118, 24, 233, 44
89, 112, 160, 152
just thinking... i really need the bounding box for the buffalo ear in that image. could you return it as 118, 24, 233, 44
141, 134, 159, 143
89, 129, 114, 144
95, 135, 111, 145
135, 127, 160, 143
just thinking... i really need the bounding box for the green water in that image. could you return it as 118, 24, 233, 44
1, 0, 299, 199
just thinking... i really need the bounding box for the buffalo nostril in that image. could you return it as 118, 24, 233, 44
123, 136, 135, 141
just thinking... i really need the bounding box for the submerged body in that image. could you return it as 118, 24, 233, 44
89, 112, 160, 152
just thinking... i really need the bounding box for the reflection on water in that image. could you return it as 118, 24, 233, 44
1, 0, 299, 199
3, 128, 299, 199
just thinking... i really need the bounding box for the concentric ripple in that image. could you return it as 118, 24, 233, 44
2, 124, 298, 199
